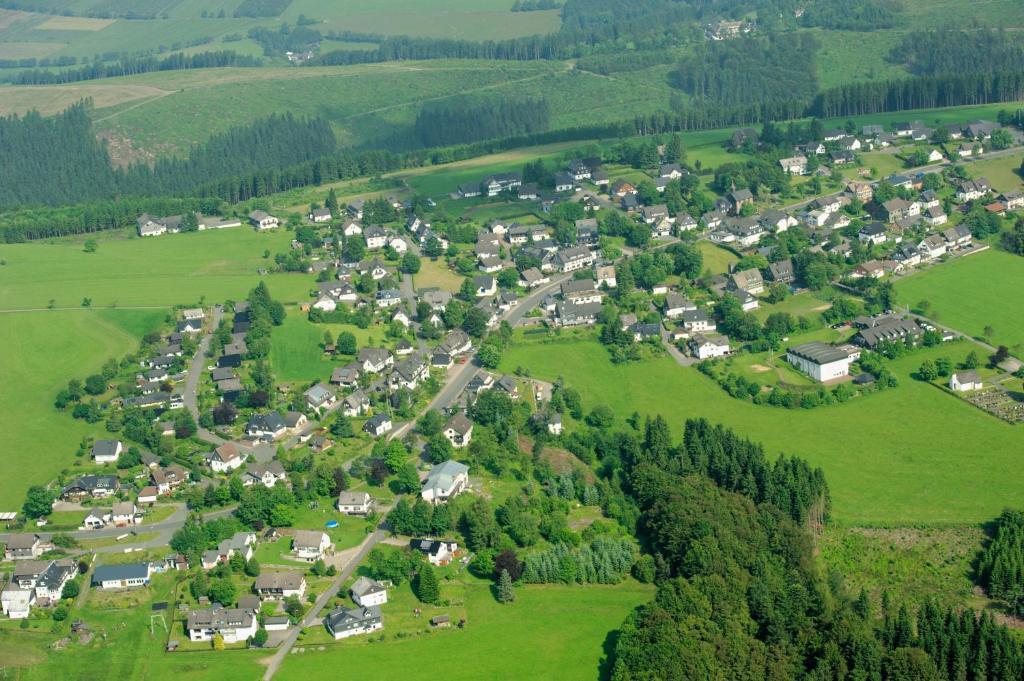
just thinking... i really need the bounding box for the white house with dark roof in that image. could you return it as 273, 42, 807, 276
350, 576, 388, 607
304, 383, 336, 412
325, 605, 382, 640
337, 491, 372, 515
443, 413, 474, 448
186, 605, 258, 643
291, 531, 330, 562
950, 371, 983, 392
91, 562, 152, 589
91, 439, 122, 464
255, 571, 307, 600
248, 210, 278, 230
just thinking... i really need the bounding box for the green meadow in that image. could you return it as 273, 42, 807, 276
500, 333, 1024, 525
0, 308, 164, 506
0, 227, 313, 310
895, 248, 1024, 353
270, 312, 379, 384
277, 579, 653, 681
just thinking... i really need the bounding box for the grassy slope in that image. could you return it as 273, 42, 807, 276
269, 312, 378, 384
499, 334, 1024, 525
895, 248, 1024, 353
277, 580, 653, 681
0, 308, 164, 505
0, 228, 313, 310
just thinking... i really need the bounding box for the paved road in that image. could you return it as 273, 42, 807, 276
183, 305, 227, 446
261, 517, 394, 680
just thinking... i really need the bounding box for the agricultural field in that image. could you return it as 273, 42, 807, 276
499, 333, 1024, 525
0, 308, 164, 519
277, 578, 654, 681
895, 248, 1024, 353
0, 227, 313, 310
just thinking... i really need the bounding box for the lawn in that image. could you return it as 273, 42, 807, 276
894, 248, 1024, 353
961, 154, 1024, 193
0, 572, 266, 680
499, 334, 1024, 525
0, 308, 163, 506
278, 579, 654, 681
414, 258, 464, 292
0, 227, 313, 310
270, 312, 380, 384
752, 290, 833, 322
696, 241, 739, 275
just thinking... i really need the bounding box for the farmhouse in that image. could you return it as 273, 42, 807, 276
786, 342, 853, 382
4, 535, 44, 561
422, 460, 470, 505
325, 605, 382, 640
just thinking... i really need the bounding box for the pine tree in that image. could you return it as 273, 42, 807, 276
416, 564, 440, 604
497, 569, 515, 604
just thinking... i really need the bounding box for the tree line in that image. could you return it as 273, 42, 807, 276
799, 0, 904, 30
889, 27, 1024, 77
7, 51, 262, 85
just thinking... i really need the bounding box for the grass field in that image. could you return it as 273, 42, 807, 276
0, 227, 314, 310
278, 579, 653, 681
894, 249, 1024, 353
270, 313, 381, 384
696, 241, 739, 275
962, 154, 1024, 193
414, 259, 464, 292
499, 334, 1024, 525
819, 525, 983, 608
0, 309, 163, 516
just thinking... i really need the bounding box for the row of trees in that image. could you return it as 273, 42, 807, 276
8, 51, 261, 86
414, 96, 550, 148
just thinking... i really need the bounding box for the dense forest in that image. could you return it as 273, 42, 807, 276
233, 0, 291, 18
414, 96, 550, 148
7, 51, 262, 85
799, 0, 904, 30
888, 28, 1024, 77
675, 34, 819, 113
978, 510, 1024, 616
0, 107, 334, 210
605, 418, 1024, 680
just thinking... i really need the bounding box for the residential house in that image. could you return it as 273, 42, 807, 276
556, 300, 602, 327
473, 276, 497, 297
342, 390, 370, 417
324, 605, 382, 640
358, 347, 394, 374
309, 208, 332, 223
248, 210, 278, 230
291, 531, 331, 562
520, 267, 549, 289
304, 383, 336, 412
767, 259, 795, 284
443, 413, 474, 448
363, 414, 392, 437
186, 606, 258, 644
410, 539, 459, 566
917, 234, 948, 260
858, 222, 888, 246
852, 260, 886, 279
552, 246, 595, 273
439, 330, 473, 356
957, 142, 983, 158
331, 363, 362, 387
689, 334, 730, 360
207, 442, 244, 473
779, 155, 808, 175
151, 465, 188, 494
255, 571, 307, 600
4, 535, 43, 561
363, 225, 388, 250
421, 460, 469, 505
729, 268, 765, 295
682, 309, 716, 334
956, 178, 991, 202
337, 491, 372, 515
391, 355, 428, 390
663, 292, 693, 319
942, 225, 972, 249
243, 461, 287, 488
924, 205, 948, 226
245, 411, 287, 440
595, 263, 617, 288
350, 577, 388, 607
554, 172, 575, 192
92, 439, 122, 464
561, 279, 602, 305
61, 474, 119, 500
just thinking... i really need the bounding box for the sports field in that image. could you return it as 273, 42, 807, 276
895, 249, 1024, 352
277, 579, 653, 681
0, 228, 313, 310
499, 333, 1024, 525
0, 308, 164, 506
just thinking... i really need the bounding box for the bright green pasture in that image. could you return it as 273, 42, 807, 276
0, 309, 163, 518
0, 227, 312, 309
499, 334, 1024, 525
270, 312, 381, 384
696, 241, 739, 275
277, 579, 653, 681
962, 154, 1024, 194
895, 248, 1024, 353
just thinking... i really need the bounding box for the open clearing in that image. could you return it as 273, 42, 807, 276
270, 312, 378, 384
895, 248, 1024, 353
500, 333, 1024, 525
0, 228, 314, 310
36, 15, 115, 30
962, 154, 1024, 194
277, 580, 653, 681
0, 308, 164, 505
